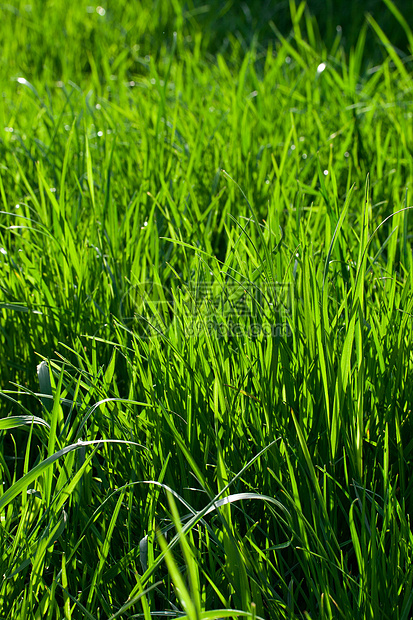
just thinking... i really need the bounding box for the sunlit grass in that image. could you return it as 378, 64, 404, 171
1, 1, 413, 618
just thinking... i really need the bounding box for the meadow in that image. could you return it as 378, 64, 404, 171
1, 1, 413, 618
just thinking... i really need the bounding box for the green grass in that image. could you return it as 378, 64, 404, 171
1, 0, 413, 618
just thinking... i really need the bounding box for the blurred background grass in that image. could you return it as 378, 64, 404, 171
1, 0, 411, 86
203, 0, 412, 57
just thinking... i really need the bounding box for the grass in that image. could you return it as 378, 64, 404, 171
1, 0, 413, 618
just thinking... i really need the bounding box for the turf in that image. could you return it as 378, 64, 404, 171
1, 1, 413, 618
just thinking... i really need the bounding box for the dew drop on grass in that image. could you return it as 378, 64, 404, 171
0, 248, 6, 255
96, 6, 106, 16
317, 62, 326, 74
323, 170, 329, 176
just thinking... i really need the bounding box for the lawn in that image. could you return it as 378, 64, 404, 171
1, 1, 413, 618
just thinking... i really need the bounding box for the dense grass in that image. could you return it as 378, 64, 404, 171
1, 1, 413, 618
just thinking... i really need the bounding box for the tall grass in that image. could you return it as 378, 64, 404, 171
1, 0, 413, 618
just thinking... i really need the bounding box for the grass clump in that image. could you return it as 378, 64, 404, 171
1, 1, 413, 618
